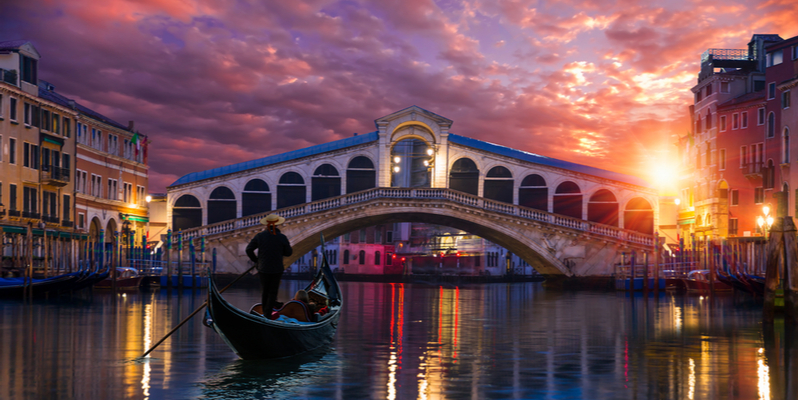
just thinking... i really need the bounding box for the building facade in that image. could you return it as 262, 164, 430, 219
0, 40, 151, 274
678, 34, 797, 245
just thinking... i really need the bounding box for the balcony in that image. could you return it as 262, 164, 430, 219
8, 209, 20, 217
740, 161, 763, 180
61, 220, 73, 228
22, 211, 40, 219
41, 166, 70, 187
42, 215, 59, 224
0, 68, 17, 86
699, 48, 756, 82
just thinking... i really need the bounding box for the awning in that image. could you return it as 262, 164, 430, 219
122, 215, 149, 223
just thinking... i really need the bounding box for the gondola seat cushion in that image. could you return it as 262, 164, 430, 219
273, 300, 312, 322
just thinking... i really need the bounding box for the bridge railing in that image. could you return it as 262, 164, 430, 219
177, 187, 655, 247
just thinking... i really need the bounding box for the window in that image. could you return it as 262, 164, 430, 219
107, 179, 118, 200
386, 231, 393, 242
21, 55, 37, 85
62, 153, 69, 172
767, 112, 775, 138
360, 229, 367, 243
740, 146, 747, 168
782, 91, 791, 109
343, 250, 349, 265
768, 83, 776, 100
721, 82, 730, 93
23, 186, 37, 214
695, 91, 701, 103
385, 253, 393, 266
108, 134, 118, 156
9, 184, 16, 211
42, 191, 56, 219
769, 50, 783, 66
8, 138, 15, 164
78, 213, 85, 229
741, 112, 748, 128
793, 45, 798, 60
729, 218, 738, 236
91, 174, 102, 197
731, 189, 739, 206
23, 102, 31, 125
375, 227, 382, 244
23, 142, 29, 167
758, 108, 765, 125
62, 117, 70, 138
705, 85, 712, 96
719, 149, 726, 170
374, 251, 381, 266
720, 115, 727, 131
9, 97, 17, 122
755, 187, 764, 204
733, 113, 739, 129
51, 113, 59, 134
137, 185, 146, 206
41, 109, 50, 132
0, 94, 3, 118
358, 250, 365, 265
784, 128, 791, 164
123, 182, 132, 203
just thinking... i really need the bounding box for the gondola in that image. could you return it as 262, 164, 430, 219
204, 254, 342, 360
0, 271, 84, 298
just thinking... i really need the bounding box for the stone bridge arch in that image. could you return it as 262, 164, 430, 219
192, 188, 654, 277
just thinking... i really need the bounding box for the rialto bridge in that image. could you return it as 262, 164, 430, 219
167, 106, 659, 277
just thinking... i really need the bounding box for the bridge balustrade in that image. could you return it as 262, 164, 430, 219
174, 187, 654, 247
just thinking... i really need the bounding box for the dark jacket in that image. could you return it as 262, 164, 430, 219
245, 228, 293, 274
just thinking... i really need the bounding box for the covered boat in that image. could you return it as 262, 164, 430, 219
204, 258, 342, 360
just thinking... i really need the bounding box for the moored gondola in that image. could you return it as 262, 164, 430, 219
204, 255, 342, 360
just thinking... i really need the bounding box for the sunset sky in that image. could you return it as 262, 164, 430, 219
2, 0, 796, 194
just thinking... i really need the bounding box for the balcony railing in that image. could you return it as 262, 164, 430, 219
0, 68, 17, 86
22, 211, 40, 219
8, 210, 20, 217
701, 48, 751, 63
42, 215, 59, 223
62, 220, 73, 228
740, 161, 763, 178
41, 166, 71, 186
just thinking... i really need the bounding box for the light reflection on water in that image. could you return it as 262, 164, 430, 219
0, 281, 795, 399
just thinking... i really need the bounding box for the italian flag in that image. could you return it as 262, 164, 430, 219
132, 131, 140, 155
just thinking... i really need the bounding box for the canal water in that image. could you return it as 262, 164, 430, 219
0, 281, 795, 399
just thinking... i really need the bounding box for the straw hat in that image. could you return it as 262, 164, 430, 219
260, 214, 285, 226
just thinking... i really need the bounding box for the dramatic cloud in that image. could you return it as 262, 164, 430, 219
1, 0, 796, 193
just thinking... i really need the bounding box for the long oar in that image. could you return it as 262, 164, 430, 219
138, 264, 256, 359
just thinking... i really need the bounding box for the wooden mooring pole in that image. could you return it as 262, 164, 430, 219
764, 191, 798, 324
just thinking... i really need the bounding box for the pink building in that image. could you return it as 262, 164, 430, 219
679, 34, 797, 243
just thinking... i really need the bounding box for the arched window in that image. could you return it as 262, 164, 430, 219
359, 250, 366, 265
519, 174, 547, 211
346, 156, 376, 194
312, 164, 341, 201
587, 189, 618, 227
768, 112, 775, 138
343, 250, 350, 265
173, 194, 202, 230
207, 186, 237, 224
391, 138, 432, 188
553, 181, 582, 219
449, 158, 479, 195
483, 166, 513, 203
705, 109, 712, 130
624, 197, 654, 234
374, 251, 381, 265
784, 127, 791, 163
277, 172, 305, 209
242, 179, 271, 217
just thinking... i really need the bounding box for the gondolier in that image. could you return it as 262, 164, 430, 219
246, 214, 293, 313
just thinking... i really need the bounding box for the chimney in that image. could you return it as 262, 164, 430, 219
128, 120, 135, 130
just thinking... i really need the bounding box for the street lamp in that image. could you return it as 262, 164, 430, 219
756, 204, 773, 238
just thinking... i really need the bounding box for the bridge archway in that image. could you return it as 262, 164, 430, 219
173, 194, 202, 231
449, 158, 479, 195
276, 208, 574, 277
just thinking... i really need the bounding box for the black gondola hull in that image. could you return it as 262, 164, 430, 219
206, 263, 343, 360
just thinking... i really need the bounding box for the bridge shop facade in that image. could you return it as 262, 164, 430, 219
166, 106, 659, 277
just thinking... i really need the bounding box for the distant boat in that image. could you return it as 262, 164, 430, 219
679, 270, 732, 292
95, 267, 143, 290
204, 259, 342, 360
0, 271, 84, 298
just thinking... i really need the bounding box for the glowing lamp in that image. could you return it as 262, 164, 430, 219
145, 195, 152, 203
393, 166, 400, 173
426, 148, 434, 156
393, 156, 401, 163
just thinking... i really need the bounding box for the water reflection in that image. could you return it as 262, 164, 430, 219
0, 282, 795, 399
